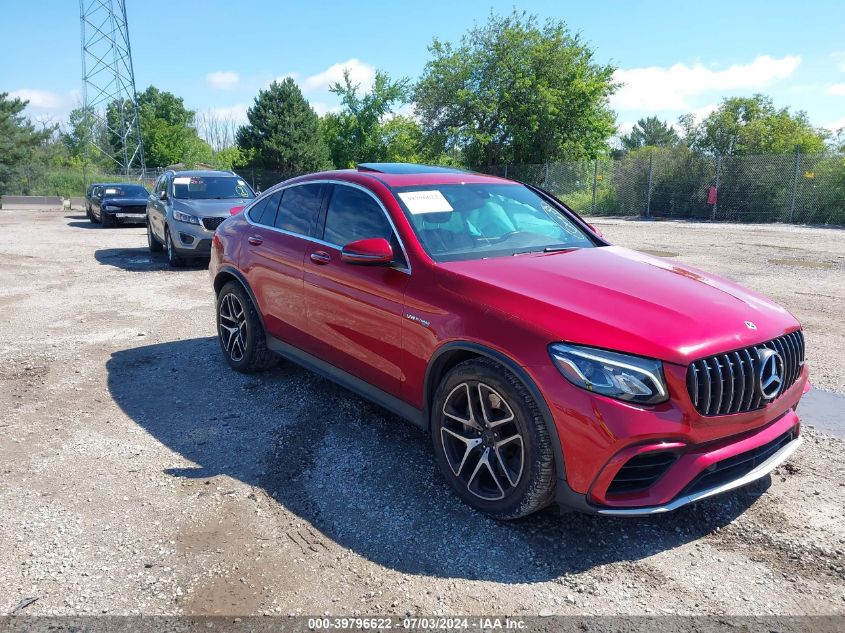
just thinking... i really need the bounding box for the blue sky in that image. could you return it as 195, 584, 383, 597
3, 0, 845, 136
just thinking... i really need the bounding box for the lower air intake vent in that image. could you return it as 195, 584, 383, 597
607, 451, 678, 495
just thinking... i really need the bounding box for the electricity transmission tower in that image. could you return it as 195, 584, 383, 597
79, 0, 145, 174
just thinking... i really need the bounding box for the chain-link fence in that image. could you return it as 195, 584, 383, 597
5, 151, 844, 224
477, 150, 845, 224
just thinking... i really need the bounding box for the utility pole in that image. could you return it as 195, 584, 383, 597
79, 0, 145, 176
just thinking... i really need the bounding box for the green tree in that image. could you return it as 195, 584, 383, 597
136, 86, 212, 167
321, 70, 412, 167
620, 116, 678, 150
0, 92, 52, 194
414, 11, 617, 166
237, 78, 331, 173
685, 95, 828, 155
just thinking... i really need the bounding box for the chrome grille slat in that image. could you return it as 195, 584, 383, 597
721, 354, 734, 416
787, 333, 800, 384
700, 360, 711, 415
689, 363, 699, 408
686, 331, 804, 417
740, 348, 755, 410
731, 351, 744, 414
785, 335, 797, 385
711, 357, 723, 416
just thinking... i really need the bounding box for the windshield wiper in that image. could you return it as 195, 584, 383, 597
513, 246, 576, 256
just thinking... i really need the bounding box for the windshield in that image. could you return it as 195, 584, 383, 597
172, 176, 254, 200
102, 185, 148, 198
394, 183, 596, 261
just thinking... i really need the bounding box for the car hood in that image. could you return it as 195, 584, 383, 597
436, 246, 799, 365
103, 197, 148, 206
172, 198, 253, 217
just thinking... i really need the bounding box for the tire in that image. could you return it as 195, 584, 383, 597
164, 228, 184, 267
147, 218, 163, 252
89, 206, 100, 224
216, 281, 279, 373
431, 358, 555, 520
101, 211, 115, 228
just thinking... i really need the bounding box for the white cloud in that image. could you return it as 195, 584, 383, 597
615, 121, 635, 136
310, 102, 342, 116
826, 115, 845, 132
9, 88, 62, 109
611, 55, 801, 112
206, 71, 240, 90
270, 72, 300, 86
689, 102, 718, 121
206, 104, 249, 125
301, 58, 376, 93
827, 83, 845, 96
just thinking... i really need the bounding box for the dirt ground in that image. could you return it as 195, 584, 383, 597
1, 210, 843, 617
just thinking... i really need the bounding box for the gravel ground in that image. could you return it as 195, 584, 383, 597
1, 209, 843, 617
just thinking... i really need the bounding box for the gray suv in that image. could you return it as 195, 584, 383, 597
146, 170, 255, 266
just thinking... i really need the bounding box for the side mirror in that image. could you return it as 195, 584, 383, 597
341, 237, 393, 265
587, 223, 604, 238
158, 190, 167, 201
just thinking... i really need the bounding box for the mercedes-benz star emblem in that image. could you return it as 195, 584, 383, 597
745, 321, 757, 330
757, 348, 785, 400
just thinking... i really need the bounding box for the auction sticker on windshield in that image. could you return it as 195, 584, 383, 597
398, 190, 453, 214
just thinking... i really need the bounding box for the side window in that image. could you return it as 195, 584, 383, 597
275, 183, 324, 236
247, 196, 270, 224
323, 185, 393, 245
250, 190, 282, 226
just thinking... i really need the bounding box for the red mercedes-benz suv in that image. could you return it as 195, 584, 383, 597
209, 163, 808, 519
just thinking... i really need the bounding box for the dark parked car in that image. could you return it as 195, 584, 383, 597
89, 183, 150, 227
209, 163, 807, 520
146, 170, 255, 267
85, 183, 105, 221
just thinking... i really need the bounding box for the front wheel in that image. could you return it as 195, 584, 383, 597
164, 228, 184, 267
147, 218, 163, 252
216, 282, 279, 373
431, 358, 555, 520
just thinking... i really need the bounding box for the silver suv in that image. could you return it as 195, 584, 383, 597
146, 170, 255, 266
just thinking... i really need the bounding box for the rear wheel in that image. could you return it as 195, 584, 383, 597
216, 281, 279, 373
431, 358, 555, 520
147, 218, 163, 252
165, 228, 184, 267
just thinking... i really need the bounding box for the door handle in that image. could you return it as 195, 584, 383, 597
310, 250, 331, 265
247, 235, 263, 246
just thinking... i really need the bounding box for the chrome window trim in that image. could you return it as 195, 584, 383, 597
243, 179, 412, 274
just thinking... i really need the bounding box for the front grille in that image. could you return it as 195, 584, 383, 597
607, 451, 678, 494
685, 429, 796, 495
202, 216, 226, 231
120, 205, 145, 214
686, 330, 804, 416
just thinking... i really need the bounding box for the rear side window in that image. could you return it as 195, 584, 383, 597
248, 191, 282, 226
275, 183, 324, 236
323, 185, 392, 245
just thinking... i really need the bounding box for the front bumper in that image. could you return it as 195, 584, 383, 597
596, 434, 801, 516
103, 209, 146, 224
168, 220, 216, 256
527, 360, 809, 515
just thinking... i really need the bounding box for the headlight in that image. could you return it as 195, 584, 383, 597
173, 210, 200, 225
549, 343, 668, 405
104, 205, 120, 211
